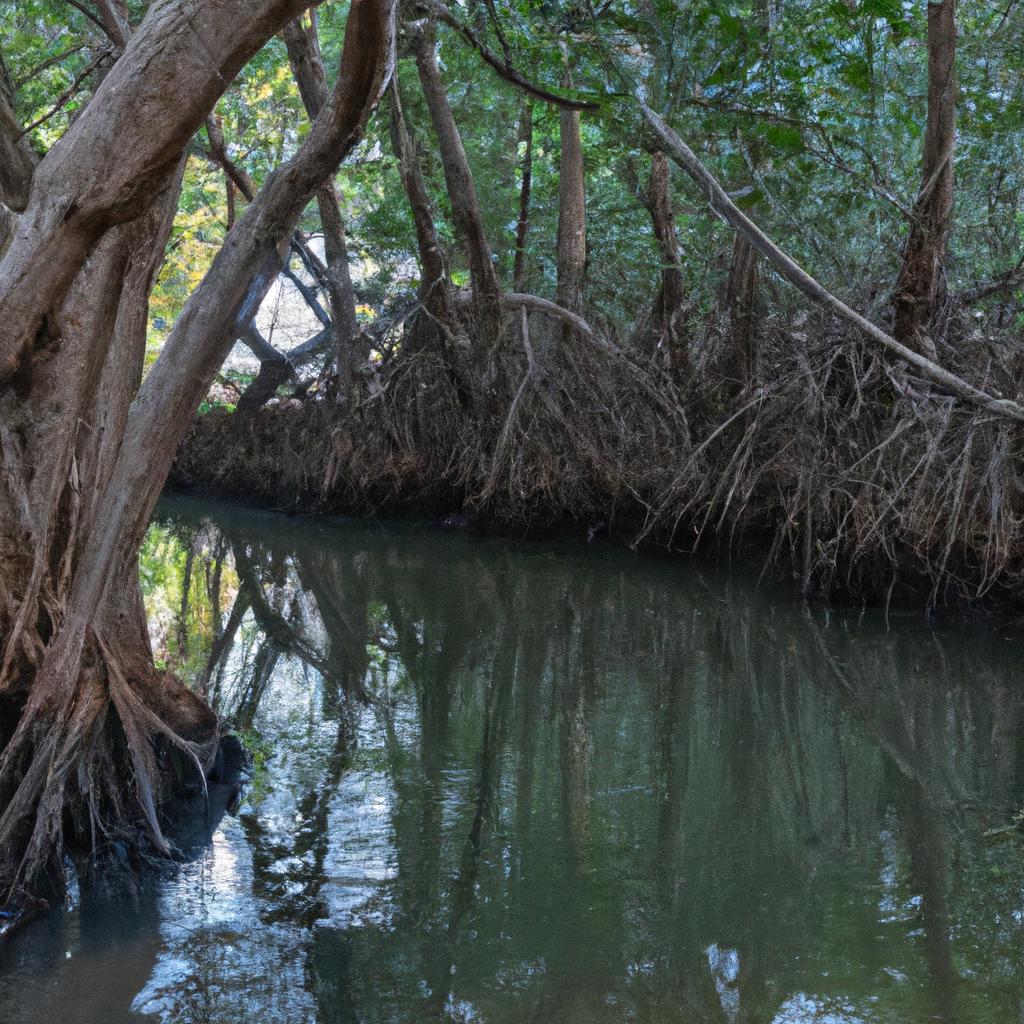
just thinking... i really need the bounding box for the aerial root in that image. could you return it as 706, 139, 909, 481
174, 301, 1024, 607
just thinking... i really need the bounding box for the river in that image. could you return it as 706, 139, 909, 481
1, 495, 1022, 1023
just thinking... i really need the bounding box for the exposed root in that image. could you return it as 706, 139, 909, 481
175, 299, 1024, 610
0, 627, 218, 905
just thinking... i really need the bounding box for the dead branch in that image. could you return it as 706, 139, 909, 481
638, 94, 1024, 424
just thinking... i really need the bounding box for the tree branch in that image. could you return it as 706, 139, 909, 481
63, 0, 110, 37
956, 251, 1024, 305
17, 49, 110, 140
14, 45, 86, 88
501, 291, 595, 337
427, 1, 600, 111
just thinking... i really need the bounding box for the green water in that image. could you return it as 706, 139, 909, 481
2, 495, 1023, 1023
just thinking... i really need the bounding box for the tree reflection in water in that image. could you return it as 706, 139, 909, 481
15, 494, 1020, 1024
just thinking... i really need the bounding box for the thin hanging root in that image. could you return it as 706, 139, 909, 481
176, 284, 1024, 605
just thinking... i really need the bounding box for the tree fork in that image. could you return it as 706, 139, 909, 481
0, 0, 324, 386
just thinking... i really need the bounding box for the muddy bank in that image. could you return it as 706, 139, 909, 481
171, 310, 1024, 618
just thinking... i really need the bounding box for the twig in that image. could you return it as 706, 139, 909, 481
428, 1, 600, 110
14, 45, 86, 88
17, 49, 109, 139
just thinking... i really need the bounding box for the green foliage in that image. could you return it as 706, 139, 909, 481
8, 0, 1024, 348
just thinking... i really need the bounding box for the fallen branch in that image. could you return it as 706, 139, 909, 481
637, 94, 1024, 424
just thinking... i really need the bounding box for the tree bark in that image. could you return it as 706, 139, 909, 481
725, 233, 759, 384
556, 71, 586, 349
644, 150, 688, 375
0, 0, 321, 386
411, 20, 501, 327
387, 79, 455, 325
0, 56, 36, 212
893, 0, 957, 355
236, 324, 293, 414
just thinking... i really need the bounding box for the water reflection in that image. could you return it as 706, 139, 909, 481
3, 494, 1024, 1024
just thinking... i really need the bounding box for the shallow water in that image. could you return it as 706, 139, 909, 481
2, 495, 1024, 1023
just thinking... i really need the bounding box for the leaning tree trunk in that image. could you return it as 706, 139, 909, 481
0, 0, 319, 386
283, 14, 365, 399
388, 80, 456, 327
0, 0, 395, 900
411, 19, 502, 337
893, 0, 956, 356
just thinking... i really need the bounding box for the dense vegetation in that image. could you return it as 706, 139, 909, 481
1, 0, 1023, 908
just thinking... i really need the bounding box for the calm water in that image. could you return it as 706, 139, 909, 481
1, 496, 1023, 1023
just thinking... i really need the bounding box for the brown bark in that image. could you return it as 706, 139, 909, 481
411, 20, 501, 323
511, 100, 533, 292
644, 150, 688, 375
94, 0, 132, 52
556, 71, 586, 347
0, 0, 396, 897
0, 56, 36, 212
387, 79, 455, 325
726, 232, 759, 384
893, 0, 957, 355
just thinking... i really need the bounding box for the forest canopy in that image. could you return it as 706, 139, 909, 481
7, 0, 1023, 376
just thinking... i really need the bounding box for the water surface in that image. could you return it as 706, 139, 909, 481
2, 496, 1023, 1023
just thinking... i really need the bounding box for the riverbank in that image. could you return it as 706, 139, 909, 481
171, 306, 1024, 619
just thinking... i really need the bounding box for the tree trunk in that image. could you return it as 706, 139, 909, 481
0, 0, 320, 386
0, 0, 396, 899
893, 0, 956, 356
283, 15, 365, 396
387, 79, 455, 326
0, 56, 36, 212
645, 150, 688, 376
411, 20, 501, 330
639, 95, 1024, 420
512, 100, 533, 292
556, 72, 586, 350
725, 233, 759, 385
236, 324, 293, 414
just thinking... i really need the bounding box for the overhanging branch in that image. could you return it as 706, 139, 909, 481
427, 2, 600, 111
